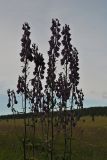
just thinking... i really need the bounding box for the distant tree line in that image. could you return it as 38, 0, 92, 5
75, 107, 107, 117
79, 107, 107, 117
0, 107, 107, 120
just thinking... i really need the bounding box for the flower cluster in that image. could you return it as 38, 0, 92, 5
76, 88, 84, 108
69, 47, 79, 87
32, 44, 45, 78
17, 23, 33, 99
20, 23, 33, 63
48, 19, 61, 57
30, 44, 45, 113
46, 19, 61, 91
61, 24, 73, 68
56, 73, 70, 102
17, 76, 25, 94
7, 89, 18, 113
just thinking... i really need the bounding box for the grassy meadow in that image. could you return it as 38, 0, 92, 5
0, 116, 107, 160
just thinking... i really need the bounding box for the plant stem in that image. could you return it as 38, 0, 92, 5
24, 57, 27, 160
70, 88, 73, 160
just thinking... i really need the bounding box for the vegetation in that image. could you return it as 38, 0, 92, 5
4, 18, 107, 160
0, 116, 107, 160
6, 19, 84, 160
0, 107, 107, 120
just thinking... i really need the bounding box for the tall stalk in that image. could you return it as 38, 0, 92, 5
44, 86, 51, 158
17, 23, 33, 160
69, 47, 83, 159
46, 18, 61, 160
61, 24, 73, 159
31, 43, 45, 151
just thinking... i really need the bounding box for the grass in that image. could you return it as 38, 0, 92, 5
0, 116, 107, 160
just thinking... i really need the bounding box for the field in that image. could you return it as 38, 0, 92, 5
0, 116, 107, 160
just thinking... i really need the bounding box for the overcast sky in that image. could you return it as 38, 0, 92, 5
0, 0, 107, 114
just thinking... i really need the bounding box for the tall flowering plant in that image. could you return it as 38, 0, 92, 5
69, 47, 84, 108
46, 18, 61, 160
60, 24, 84, 159
60, 24, 73, 159
17, 23, 33, 160
27, 43, 45, 158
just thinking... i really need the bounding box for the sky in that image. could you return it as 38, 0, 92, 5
0, 0, 107, 115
